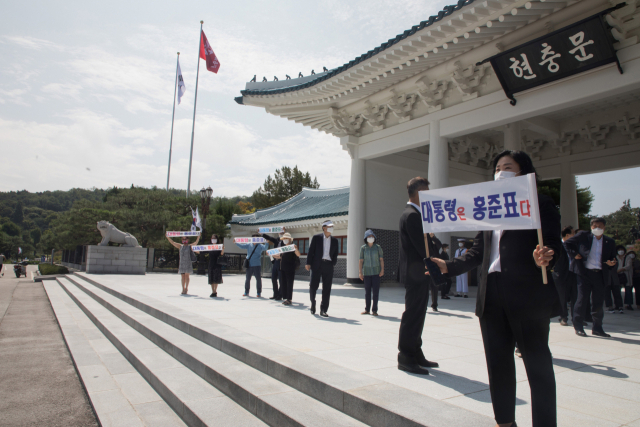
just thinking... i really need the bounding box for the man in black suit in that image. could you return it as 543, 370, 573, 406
439, 244, 452, 299
564, 217, 617, 337
306, 220, 339, 317
551, 226, 577, 326
262, 228, 286, 301
397, 177, 440, 375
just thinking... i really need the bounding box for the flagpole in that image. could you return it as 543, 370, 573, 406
167, 52, 180, 191
187, 20, 203, 198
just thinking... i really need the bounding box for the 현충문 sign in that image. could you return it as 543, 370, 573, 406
192, 245, 223, 252
166, 231, 201, 237
266, 245, 296, 256
418, 174, 541, 233
234, 237, 267, 244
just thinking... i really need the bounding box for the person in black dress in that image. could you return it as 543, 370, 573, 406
206, 234, 224, 297
430, 150, 561, 427
273, 232, 301, 306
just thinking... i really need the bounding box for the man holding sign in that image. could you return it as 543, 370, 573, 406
428, 151, 561, 427
262, 227, 287, 300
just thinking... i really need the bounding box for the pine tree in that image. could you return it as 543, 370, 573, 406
252, 166, 320, 209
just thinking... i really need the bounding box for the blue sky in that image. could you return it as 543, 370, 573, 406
0, 0, 637, 215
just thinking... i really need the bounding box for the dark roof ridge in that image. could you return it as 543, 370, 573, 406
238, 0, 475, 99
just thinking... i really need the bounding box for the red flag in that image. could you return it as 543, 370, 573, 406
199, 31, 220, 74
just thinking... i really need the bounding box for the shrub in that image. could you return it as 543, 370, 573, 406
39, 264, 69, 275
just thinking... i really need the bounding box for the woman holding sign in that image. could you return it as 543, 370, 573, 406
273, 232, 300, 306
165, 233, 201, 295
207, 234, 224, 297
429, 150, 561, 427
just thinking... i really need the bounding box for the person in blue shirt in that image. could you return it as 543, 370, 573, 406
236, 234, 269, 297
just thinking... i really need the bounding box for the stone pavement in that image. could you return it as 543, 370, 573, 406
85, 272, 640, 427
0, 265, 99, 427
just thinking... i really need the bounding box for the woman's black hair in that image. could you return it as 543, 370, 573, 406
211, 234, 220, 241
492, 150, 539, 183
616, 245, 627, 253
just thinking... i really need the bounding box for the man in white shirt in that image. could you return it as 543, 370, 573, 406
306, 220, 339, 317
455, 239, 469, 297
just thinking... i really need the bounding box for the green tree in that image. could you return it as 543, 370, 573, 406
602, 200, 640, 246
538, 178, 593, 230
1, 221, 21, 237
11, 201, 24, 224
252, 166, 320, 209
31, 228, 42, 245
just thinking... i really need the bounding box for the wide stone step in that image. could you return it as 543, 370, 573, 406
59, 276, 368, 427
69, 273, 494, 427
55, 277, 267, 427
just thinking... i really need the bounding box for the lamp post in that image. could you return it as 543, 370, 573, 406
197, 186, 213, 275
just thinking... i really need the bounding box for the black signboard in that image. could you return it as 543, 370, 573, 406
479, 8, 623, 106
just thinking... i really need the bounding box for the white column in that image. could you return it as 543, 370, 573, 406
560, 163, 579, 229
427, 121, 450, 250
503, 122, 521, 151
344, 139, 366, 282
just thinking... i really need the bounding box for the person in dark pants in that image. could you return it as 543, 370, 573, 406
359, 229, 385, 316
551, 226, 577, 326
439, 244, 452, 299
273, 232, 300, 306
262, 228, 287, 300
236, 235, 269, 297
397, 177, 440, 376
428, 233, 443, 312
306, 220, 339, 317
565, 217, 618, 338
430, 150, 562, 427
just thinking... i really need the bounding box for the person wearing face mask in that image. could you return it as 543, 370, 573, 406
615, 245, 634, 311
551, 226, 577, 326
454, 239, 469, 297
306, 220, 339, 317
273, 232, 301, 306
262, 228, 287, 301
236, 234, 270, 297
359, 230, 385, 315
604, 246, 625, 314
204, 234, 224, 297
429, 150, 561, 427
564, 217, 618, 338
165, 233, 201, 295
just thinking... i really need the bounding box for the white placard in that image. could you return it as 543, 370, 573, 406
266, 245, 296, 256
192, 245, 223, 252
418, 173, 541, 233
166, 231, 201, 237
234, 237, 267, 244
258, 227, 284, 233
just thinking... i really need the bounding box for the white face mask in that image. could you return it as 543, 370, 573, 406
618, 250, 625, 256
592, 228, 604, 237
283, 239, 291, 245
459, 243, 465, 247
367, 237, 375, 243
494, 171, 518, 181
211, 239, 217, 244
326, 227, 333, 234
630, 254, 636, 259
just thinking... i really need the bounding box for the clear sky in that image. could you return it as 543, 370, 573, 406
0, 0, 637, 216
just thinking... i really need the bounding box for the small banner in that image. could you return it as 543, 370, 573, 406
234, 237, 267, 244
479, 8, 621, 105
166, 231, 201, 237
192, 245, 223, 252
266, 245, 296, 256
418, 174, 541, 233
258, 227, 284, 233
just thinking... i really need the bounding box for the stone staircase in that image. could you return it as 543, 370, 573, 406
46, 273, 494, 427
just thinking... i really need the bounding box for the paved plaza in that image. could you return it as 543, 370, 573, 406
80, 271, 640, 427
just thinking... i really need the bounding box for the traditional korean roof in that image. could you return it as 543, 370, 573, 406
229, 187, 349, 226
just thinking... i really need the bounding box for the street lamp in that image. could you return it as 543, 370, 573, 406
197, 186, 213, 275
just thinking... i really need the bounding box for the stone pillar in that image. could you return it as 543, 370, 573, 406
560, 163, 579, 229
428, 120, 450, 250
503, 122, 521, 151
344, 137, 366, 282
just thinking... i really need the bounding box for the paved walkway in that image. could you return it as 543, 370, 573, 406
0, 265, 98, 427
88, 272, 640, 427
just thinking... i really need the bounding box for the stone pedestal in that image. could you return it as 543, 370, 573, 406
86, 246, 147, 275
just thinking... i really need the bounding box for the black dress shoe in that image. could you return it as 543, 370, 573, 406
398, 362, 430, 375
320, 311, 329, 318
275, 297, 283, 301
442, 296, 451, 300
592, 331, 611, 338
310, 302, 316, 314
431, 306, 438, 312
575, 330, 587, 337
269, 296, 276, 300
417, 358, 439, 368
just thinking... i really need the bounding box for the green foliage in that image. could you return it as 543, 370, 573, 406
538, 178, 594, 230
252, 166, 320, 209
11, 201, 24, 224
39, 264, 69, 275
1, 221, 21, 237
602, 200, 640, 247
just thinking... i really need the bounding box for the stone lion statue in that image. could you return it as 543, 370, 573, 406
97, 221, 140, 247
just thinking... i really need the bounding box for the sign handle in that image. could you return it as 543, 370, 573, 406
537, 228, 548, 285
423, 233, 431, 258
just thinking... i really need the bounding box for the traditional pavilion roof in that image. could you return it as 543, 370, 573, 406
229, 187, 349, 226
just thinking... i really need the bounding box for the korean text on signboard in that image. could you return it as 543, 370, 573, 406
258, 227, 285, 233
192, 245, 223, 252
418, 174, 541, 233
166, 231, 201, 237
234, 237, 267, 244
266, 245, 296, 256
480, 9, 621, 106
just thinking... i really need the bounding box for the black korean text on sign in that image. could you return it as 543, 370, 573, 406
479, 9, 622, 106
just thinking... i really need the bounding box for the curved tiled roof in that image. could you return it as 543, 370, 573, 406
230, 188, 349, 226
239, 0, 476, 98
